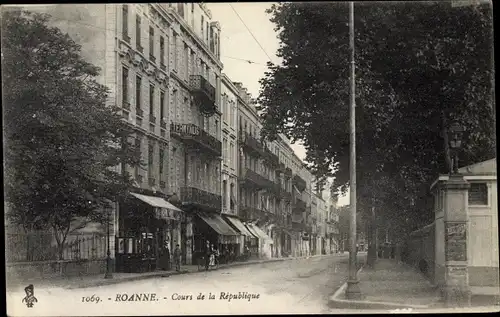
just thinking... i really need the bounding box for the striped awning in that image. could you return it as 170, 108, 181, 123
198, 213, 239, 236
130, 192, 183, 220
225, 216, 256, 238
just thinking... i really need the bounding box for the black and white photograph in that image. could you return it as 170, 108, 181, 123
3, 1, 498, 315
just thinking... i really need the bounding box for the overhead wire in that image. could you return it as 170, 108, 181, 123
227, 3, 275, 65
50, 16, 271, 69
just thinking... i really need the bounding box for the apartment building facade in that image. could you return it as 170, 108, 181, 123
220, 75, 243, 254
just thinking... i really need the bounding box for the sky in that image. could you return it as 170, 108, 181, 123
208, 3, 349, 207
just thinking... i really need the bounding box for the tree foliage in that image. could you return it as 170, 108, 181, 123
257, 1, 495, 236
2, 9, 142, 257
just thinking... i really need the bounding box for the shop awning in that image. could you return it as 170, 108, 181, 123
198, 213, 240, 236
225, 216, 256, 237
247, 223, 273, 243
130, 192, 183, 221
130, 193, 182, 211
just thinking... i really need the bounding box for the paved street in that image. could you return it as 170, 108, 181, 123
7, 253, 364, 316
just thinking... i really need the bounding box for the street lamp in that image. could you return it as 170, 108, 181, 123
104, 205, 113, 279
447, 122, 465, 174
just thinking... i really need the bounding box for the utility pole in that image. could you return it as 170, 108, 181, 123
345, 1, 362, 300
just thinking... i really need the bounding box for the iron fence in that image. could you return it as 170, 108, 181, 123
6, 232, 108, 263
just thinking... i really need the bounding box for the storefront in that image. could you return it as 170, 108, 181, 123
192, 212, 240, 264
223, 215, 257, 256
116, 192, 183, 273
246, 223, 273, 259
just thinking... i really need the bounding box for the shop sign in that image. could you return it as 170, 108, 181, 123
445, 222, 467, 261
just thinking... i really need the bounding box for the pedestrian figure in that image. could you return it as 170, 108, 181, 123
160, 240, 170, 271
204, 240, 211, 271
174, 244, 181, 272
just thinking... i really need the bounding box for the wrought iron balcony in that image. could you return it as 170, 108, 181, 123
293, 174, 306, 192
293, 197, 307, 212
239, 205, 265, 222
270, 182, 282, 197
239, 132, 266, 157
281, 190, 292, 201
180, 186, 222, 212
284, 167, 293, 177
239, 168, 274, 189
292, 221, 305, 232
170, 122, 222, 156
189, 75, 217, 116
276, 162, 286, 173
263, 147, 279, 166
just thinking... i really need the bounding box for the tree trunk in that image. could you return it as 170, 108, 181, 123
366, 201, 377, 268
442, 112, 452, 173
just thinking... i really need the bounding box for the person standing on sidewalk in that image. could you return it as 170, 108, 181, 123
174, 244, 181, 272
204, 240, 211, 271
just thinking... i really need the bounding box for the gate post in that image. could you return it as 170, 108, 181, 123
438, 174, 471, 307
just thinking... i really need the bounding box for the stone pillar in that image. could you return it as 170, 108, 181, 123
440, 175, 471, 307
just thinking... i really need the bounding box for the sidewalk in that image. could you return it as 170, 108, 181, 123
329, 258, 443, 310
7, 253, 335, 291
329, 258, 500, 311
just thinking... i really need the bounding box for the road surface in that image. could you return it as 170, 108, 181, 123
7, 253, 365, 316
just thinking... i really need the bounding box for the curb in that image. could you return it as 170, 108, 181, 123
66, 254, 334, 290
328, 265, 432, 310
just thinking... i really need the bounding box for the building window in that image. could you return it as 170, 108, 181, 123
159, 147, 165, 176
160, 36, 165, 68
230, 142, 235, 169
206, 22, 209, 42
149, 84, 155, 121
122, 5, 129, 42
148, 141, 154, 172
191, 3, 194, 27
149, 27, 155, 62
209, 28, 215, 52
136, 15, 142, 52
201, 15, 204, 37
136, 76, 142, 111
122, 66, 129, 105
230, 183, 235, 211
222, 180, 227, 209
173, 33, 178, 70
184, 43, 189, 78
223, 138, 228, 163
160, 90, 165, 122
177, 3, 185, 17
468, 183, 488, 205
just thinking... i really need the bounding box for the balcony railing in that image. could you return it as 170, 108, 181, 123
276, 162, 286, 173
263, 147, 279, 166
293, 198, 307, 212
284, 167, 293, 177
239, 205, 265, 222
189, 75, 217, 116
239, 168, 274, 189
293, 174, 306, 192
292, 221, 305, 232
170, 122, 222, 156
180, 186, 221, 212
281, 190, 292, 201
270, 182, 282, 197
239, 132, 266, 157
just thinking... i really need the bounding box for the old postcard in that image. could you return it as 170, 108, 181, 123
3, 1, 498, 316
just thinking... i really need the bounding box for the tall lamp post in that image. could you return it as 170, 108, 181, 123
345, 1, 363, 299
104, 205, 113, 279
448, 122, 465, 175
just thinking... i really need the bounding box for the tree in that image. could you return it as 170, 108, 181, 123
2, 9, 142, 259
257, 2, 494, 252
